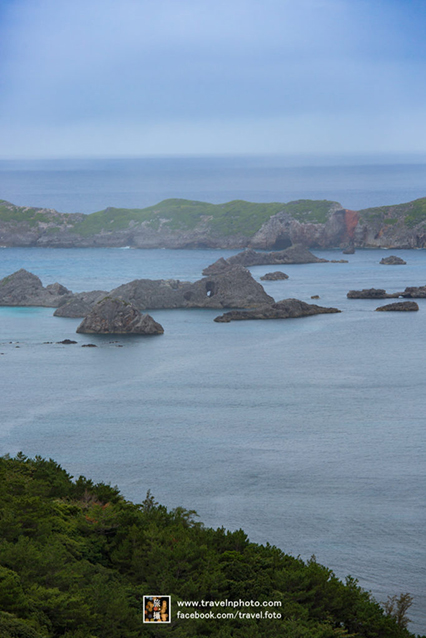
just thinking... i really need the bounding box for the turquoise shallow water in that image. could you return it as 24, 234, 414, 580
1, 246, 425, 633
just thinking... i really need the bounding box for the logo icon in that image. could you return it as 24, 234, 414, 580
143, 596, 171, 623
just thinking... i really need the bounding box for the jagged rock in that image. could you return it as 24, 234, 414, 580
343, 246, 355, 254
375, 301, 419, 311
54, 267, 273, 317
76, 298, 164, 334
347, 288, 399, 299
202, 245, 327, 275
260, 271, 289, 281
187, 266, 274, 308
46, 282, 71, 295
214, 299, 341, 322
57, 339, 77, 344
400, 285, 426, 298
380, 255, 407, 265
111, 266, 273, 310
229, 245, 328, 266
109, 278, 191, 310
54, 290, 108, 317
248, 203, 350, 249
201, 257, 230, 275
0, 269, 72, 306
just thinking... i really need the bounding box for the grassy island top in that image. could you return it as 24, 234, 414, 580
358, 197, 426, 228
72, 198, 340, 236
3, 196, 426, 240
0, 454, 420, 638
0, 198, 341, 237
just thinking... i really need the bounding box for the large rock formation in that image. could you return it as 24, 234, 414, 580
55, 266, 274, 318
202, 245, 327, 275
0, 266, 272, 315
54, 290, 109, 317
249, 206, 354, 250
109, 278, 191, 310
0, 269, 72, 306
375, 301, 419, 312
76, 298, 164, 334
111, 266, 274, 310
400, 285, 426, 298
354, 198, 426, 249
214, 299, 341, 322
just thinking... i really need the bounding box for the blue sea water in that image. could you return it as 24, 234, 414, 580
1, 153, 426, 213
0, 156, 425, 633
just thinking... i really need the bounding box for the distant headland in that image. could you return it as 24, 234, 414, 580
1, 196, 426, 249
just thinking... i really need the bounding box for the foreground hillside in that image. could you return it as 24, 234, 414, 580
1, 196, 426, 249
0, 455, 421, 638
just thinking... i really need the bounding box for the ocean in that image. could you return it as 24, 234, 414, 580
0, 156, 425, 633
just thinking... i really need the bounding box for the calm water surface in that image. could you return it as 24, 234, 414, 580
0, 157, 425, 633
0, 247, 425, 633
1, 154, 426, 212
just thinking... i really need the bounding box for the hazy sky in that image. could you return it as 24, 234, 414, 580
1, 0, 426, 157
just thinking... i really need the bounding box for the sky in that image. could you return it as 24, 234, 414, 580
0, 0, 426, 157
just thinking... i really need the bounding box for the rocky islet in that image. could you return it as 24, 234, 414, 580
76, 298, 164, 335
260, 271, 289, 281
1, 248, 424, 335
214, 299, 341, 322
375, 301, 419, 312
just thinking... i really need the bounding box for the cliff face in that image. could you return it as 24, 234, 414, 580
249, 206, 353, 249
353, 199, 426, 248
1, 196, 426, 249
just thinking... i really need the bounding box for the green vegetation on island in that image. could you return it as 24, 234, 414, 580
0, 454, 421, 638
2, 195, 426, 248
72, 198, 338, 237
0, 203, 52, 226
0, 197, 339, 237
358, 197, 426, 229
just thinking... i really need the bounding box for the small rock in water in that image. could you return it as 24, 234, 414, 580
260, 271, 289, 281
81, 343, 97, 347
380, 255, 406, 265
375, 301, 419, 312
214, 298, 341, 322
57, 339, 78, 344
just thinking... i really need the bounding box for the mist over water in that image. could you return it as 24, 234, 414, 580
1, 155, 426, 214
0, 157, 425, 633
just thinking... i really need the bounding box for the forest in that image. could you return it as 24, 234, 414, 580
0, 454, 422, 638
